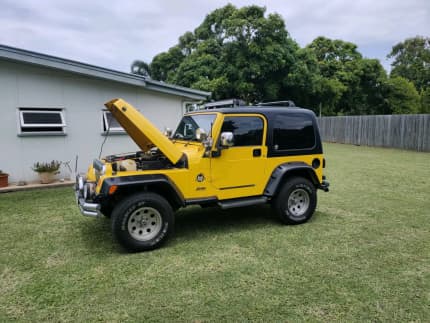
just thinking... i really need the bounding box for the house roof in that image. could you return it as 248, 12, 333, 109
0, 44, 210, 101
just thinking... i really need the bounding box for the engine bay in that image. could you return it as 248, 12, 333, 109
104, 148, 173, 172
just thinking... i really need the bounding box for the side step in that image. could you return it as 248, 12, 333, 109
218, 196, 268, 210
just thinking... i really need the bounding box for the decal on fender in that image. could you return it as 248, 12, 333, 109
196, 174, 205, 182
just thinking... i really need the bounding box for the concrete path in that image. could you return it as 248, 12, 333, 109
0, 180, 74, 193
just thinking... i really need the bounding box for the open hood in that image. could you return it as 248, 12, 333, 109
104, 98, 183, 165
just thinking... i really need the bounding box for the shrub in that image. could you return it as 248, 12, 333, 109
32, 160, 61, 173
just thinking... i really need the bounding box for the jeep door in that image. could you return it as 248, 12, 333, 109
210, 114, 268, 199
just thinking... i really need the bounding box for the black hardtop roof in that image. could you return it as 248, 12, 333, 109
189, 106, 317, 118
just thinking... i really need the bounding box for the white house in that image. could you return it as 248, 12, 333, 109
0, 45, 210, 184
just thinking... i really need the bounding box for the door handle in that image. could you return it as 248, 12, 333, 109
253, 148, 261, 157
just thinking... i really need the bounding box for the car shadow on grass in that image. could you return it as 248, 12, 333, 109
78, 206, 279, 253
172, 205, 279, 240
77, 206, 323, 253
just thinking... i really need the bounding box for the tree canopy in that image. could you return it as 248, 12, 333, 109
131, 60, 151, 78
388, 36, 430, 92
150, 4, 298, 102
383, 76, 421, 114
132, 5, 429, 115
285, 37, 388, 115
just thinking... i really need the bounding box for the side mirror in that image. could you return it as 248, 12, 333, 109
220, 132, 234, 147
164, 128, 172, 138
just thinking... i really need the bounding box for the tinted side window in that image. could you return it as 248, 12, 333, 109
221, 116, 263, 146
273, 114, 315, 150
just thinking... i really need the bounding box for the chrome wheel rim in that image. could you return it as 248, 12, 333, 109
287, 189, 310, 217
128, 207, 163, 241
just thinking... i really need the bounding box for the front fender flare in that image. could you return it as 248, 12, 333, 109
99, 174, 185, 206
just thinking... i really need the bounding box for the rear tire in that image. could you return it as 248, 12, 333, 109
111, 193, 174, 252
273, 177, 317, 225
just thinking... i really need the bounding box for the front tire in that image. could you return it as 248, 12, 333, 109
111, 193, 174, 252
273, 177, 317, 225
100, 204, 113, 218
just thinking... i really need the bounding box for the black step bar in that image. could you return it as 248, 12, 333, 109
218, 196, 268, 209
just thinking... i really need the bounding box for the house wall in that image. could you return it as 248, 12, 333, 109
0, 60, 187, 183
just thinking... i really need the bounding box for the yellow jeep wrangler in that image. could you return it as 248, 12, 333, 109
76, 98, 329, 251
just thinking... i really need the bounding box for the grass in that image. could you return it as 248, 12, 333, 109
0, 143, 429, 322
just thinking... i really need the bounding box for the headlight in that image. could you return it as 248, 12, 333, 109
75, 175, 86, 198
83, 182, 96, 200
93, 159, 106, 176
78, 176, 84, 191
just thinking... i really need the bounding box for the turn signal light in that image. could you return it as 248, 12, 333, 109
108, 185, 118, 195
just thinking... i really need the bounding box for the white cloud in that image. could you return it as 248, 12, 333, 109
0, 0, 428, 72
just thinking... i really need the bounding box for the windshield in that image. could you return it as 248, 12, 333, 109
173, 114, 216, 141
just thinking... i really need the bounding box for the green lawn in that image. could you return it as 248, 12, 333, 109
1, 143, 429, 322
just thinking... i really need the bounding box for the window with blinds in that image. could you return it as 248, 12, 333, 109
18, 108, 66, 135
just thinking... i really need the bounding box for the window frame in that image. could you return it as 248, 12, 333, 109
271, 113, 317, 152
182, 101, 200, 114
18, 108, 67, 136
102, 110, 126, 135
220, 115, 265, 147
173, 113, 217, 141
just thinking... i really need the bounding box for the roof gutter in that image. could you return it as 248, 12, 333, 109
0, 44, 211, 100
0, 45, 147, 87
145, 79, 210, 100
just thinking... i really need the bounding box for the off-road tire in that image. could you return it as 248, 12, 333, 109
273, 177, 317, 225
111, 193, 174, 252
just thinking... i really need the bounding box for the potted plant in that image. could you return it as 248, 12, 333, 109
0, 170, 9, 188
32, 160, 61, 184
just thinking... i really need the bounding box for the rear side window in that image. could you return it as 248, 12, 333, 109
273, 114, 315, 150
221, 116, 263, 146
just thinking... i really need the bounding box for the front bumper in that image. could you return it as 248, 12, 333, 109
75, 175, 102, 217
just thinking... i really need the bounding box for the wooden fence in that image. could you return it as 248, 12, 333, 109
318, 114, 430, 152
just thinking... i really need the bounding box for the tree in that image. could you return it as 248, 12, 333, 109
383, 76, 420, 114
299, 37, 388, 115
150, 46, 185, 81
420, 88, 430, 113
345, 58, 388, 115
131, 60, 151, 78
133, 6, 425, 116
149, 4, 299, 102
283, 47, 322, 109
283, 46, 347, 115
388, 36, 430, 92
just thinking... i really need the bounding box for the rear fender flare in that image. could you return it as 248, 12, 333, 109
264, 162, 319, 197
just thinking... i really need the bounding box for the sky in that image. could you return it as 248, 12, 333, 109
1, 0, 429, 73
